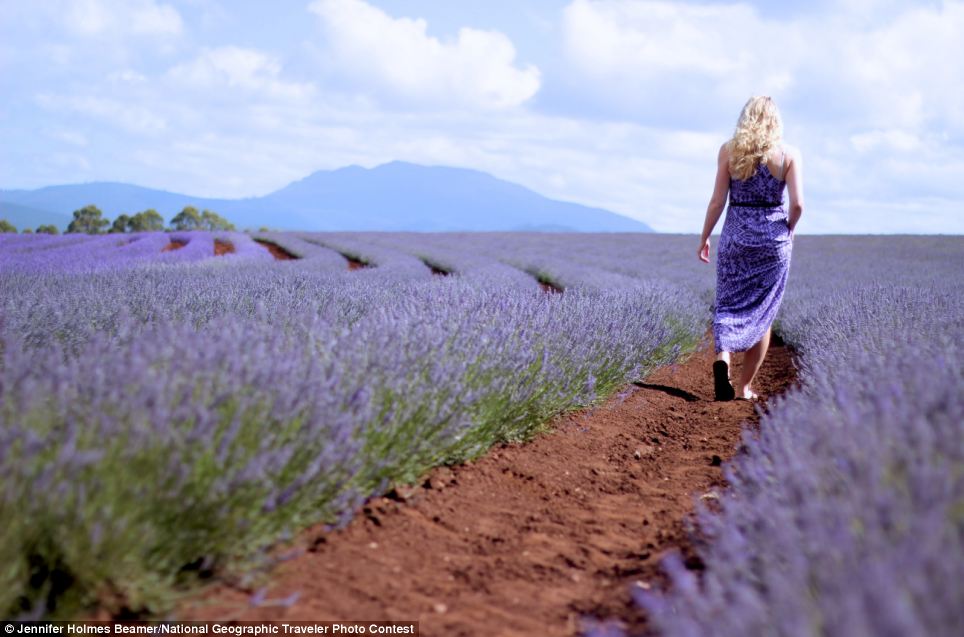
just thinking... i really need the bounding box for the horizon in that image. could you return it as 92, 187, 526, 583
1, 159, 655, 233
2, 1, 963, 234
6, 160, 961, 237
1, 160, 516, 195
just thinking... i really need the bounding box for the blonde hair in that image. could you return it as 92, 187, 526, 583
727, 96, 783, 181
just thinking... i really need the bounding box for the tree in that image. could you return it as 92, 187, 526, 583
0, 219, 16, 233
110, 214, 131, 233
129, 209, 165, 232
170, 206, 202, 231
36, 224, 59, 235
21, 228, 33, 234
200, 209, 235, 231
67, 205, 109, 234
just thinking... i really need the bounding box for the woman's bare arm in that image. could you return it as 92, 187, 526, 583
698, 142, 731, 263
784, 146, 804, 233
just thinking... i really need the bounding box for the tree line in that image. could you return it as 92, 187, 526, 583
0, 205, 236, 235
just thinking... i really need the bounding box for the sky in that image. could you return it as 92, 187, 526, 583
1, 0, 962, 233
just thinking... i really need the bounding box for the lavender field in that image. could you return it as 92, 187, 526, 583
1, 232, 962, 635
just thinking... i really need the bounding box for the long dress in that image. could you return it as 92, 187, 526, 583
713, 154, 793, 353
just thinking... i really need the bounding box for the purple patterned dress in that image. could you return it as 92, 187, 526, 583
713, 154, 793, 353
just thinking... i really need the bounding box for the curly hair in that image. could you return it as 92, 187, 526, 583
727, 96, 783, 181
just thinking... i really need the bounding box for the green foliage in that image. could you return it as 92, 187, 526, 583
3, 389, 357, 618
21, 228, 33, 234
36, 225, 60, 235
170, 206, 202, 231
200, 209, 235, 232
66, 205, 109, 235
170, 207, 235, 231
109, 214, 131, 234
0, 219, 17, 233
109, 210, 166, 233
129, 209, 165, 232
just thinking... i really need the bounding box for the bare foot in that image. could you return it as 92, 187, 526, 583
738, 386, 760, 401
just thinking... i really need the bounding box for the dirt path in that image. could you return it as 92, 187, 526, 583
345, 255, 370, 270
161, 239, 186, 252
255, 239, 298, 261
180, 334, 796, 636
214, 240, 235, 256
539, 280, 564, 294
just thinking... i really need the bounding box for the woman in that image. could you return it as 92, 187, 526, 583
698, 96, 804, 401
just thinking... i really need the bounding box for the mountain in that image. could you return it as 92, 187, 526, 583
0, 201, 72, 232
0, 161, 652, 233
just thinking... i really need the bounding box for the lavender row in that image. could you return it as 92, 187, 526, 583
0, 246, 706, 618
4, 232, 960, 626
252, 233, 350, 271
300, 231, 544, 290
626, 248, 964, 636
0, 232, 273, 273
297, 233, 450, 281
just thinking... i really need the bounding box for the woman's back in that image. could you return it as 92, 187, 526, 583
723, 146, 792, 245
728, 145, 789, 184
728, 152, 787, 206
698, 95, 804, 399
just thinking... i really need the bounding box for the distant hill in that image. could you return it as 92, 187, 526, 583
0, 201, 72, 232
0, 161, 652, 232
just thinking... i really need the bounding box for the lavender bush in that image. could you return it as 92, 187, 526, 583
0, 231, 706, 618
4, 231, 959, 632
0, 231, 286, 274
252, 233, 350, 270
0, 316, 371, 616
628, 239, 964, 637
324, 231, 711, 296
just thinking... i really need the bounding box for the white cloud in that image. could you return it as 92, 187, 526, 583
802, 197, 963, 234
307, 0, 540, 109
64, 0, 112, 35
167, 47, 315, 99
842, 1, 964, 132
5, 1, 962, 234
62, 0, 183, 37
567, 0, 745, 77
556, 0, 964, 233
46, 129, 89, 147
562, 0, 798, 106
51, 152, 92, 171
108, 69, 148, 84
561, 0, 964, 132
850, 129, 922, 154
35, 94, 167, 134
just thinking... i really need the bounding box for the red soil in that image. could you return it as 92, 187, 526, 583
214, 240, 235, 256
161, 239, 187, 252
422, 260, 450, 276
540, 280, 564, 294
345, 256, 370, 271
254, 239, 298, 261
179, 335, 796, 636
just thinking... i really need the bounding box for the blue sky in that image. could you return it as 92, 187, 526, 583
1, 0, 961, 233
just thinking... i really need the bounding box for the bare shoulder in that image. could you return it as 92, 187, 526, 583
718, 140, 731, 162
781, 143, 802, 163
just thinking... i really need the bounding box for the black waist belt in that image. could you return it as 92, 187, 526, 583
730, 200, 784, 208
